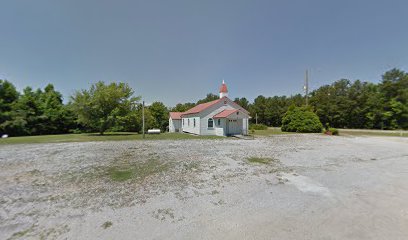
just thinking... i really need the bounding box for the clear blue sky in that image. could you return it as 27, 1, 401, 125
1, 0, 407, 106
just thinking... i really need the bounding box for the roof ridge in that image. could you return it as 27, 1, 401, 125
197, 98, 221, 105
181, 97, 224, 116
213, 108, 242, 118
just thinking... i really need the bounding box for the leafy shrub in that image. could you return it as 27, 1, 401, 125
329, 128, 339, 135
71, 128, 83, 134
250, 124, 268, 130
281, 106, 323, 133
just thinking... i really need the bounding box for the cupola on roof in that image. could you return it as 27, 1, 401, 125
219, 79, 228, 93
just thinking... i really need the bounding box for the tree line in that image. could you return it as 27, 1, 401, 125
0, 81, 171, 136
0, 68, 407, 136
247, 68, 407, 130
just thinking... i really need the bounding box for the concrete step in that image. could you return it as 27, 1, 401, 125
232, 134, 254, 140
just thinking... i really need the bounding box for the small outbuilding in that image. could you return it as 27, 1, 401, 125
169, 112, 183, 132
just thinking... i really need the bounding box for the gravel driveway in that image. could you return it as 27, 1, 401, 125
1, 135, 408, 239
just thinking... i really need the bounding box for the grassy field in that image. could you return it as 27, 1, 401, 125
252, 127, 408, 137
0, 128, 294, 145
0, 132, 221, 145
0, 128, 324, 145
338, 129, 407, 137
252, 128, 296, 136
1, 128, 405, 145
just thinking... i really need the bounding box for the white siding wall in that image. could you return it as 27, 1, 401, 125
200, 107, 232, 136
181, 116, 200, 135
199, 99, 241, 136
215, 118, 226, 136
242, 118, 249, 135
169, 118, 181, 132
182, 97, 250, 136
169, 118, 174, 132
226, 119, 244, 135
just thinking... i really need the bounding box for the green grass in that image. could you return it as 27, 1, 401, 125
247, 157, 272, 164
101, 221, 113, 229
109, 169, 133, 181
0, 132, 222, 145
252, 127, 408, 138
107, 158, 170, 182
3, 128, 404, 145
9, 225, 34, 239
339, 129, 408, 137
252, 127, 295, 136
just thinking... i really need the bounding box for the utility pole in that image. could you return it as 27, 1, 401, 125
255, 113, 258, 125
304, 70, 309, 106
142, 101, 145, 139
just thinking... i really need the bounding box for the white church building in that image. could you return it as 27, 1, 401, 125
169, 81, 250, 136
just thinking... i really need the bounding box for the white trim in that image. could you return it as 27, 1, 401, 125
208, 118, 214, 128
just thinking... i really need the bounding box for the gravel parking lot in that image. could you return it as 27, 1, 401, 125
1, 134, 408, 240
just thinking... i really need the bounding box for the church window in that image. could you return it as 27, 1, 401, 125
208, 118, 214, 128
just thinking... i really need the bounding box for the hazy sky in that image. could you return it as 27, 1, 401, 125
1, 0, 407, 106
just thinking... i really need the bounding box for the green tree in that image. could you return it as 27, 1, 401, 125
149, 101, 169, 131
170, 93, 219, 114
378, 68, 408, 129
281, 106, 323, 133
250, 95, 268, 124
109, 103, 139, 132
71, 81, 140, 135
1, 82, 77, 136
39, 84, 76, 134
196, 93, 219, 104
1, 87, 45, 135
365, 85, 384, 129
170, 103, 195, 112
310, 79, 352, 128
0, 80, 19, 133
249, 94, 304, 126
264, 96, 292, 127
234, 97, 250, 110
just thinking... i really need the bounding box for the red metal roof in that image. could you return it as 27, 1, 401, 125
213, 109, 239, 118
181, 98, 224, 116
169, 112, 183, 120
